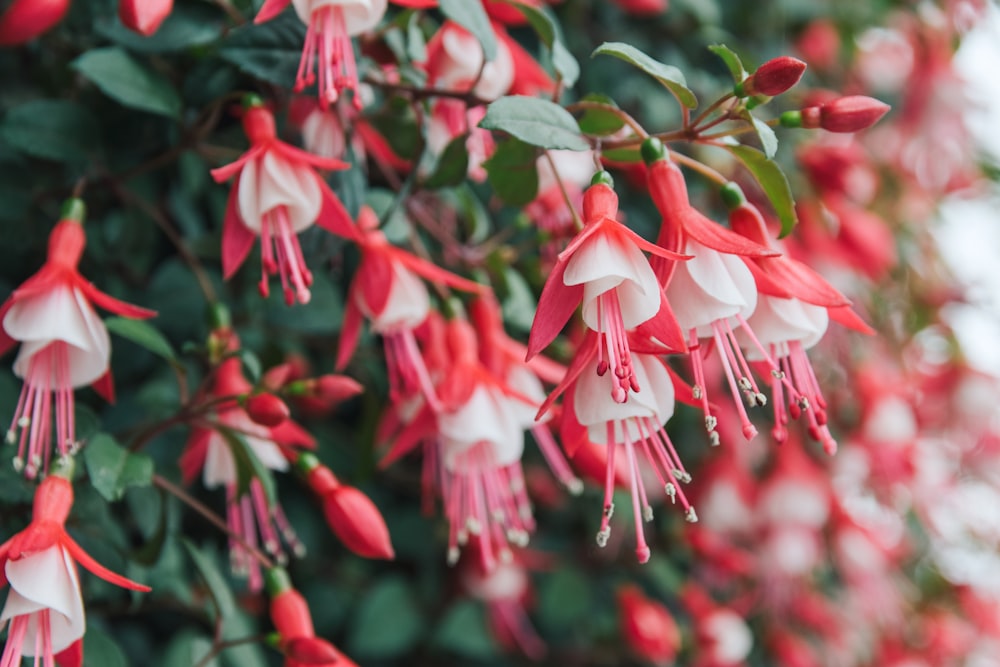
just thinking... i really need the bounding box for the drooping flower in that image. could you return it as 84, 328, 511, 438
527, 172, 688, 405
618, 585, 682, 666
337, 206, 483, 409
254, 0, 387, 108
0, 461, 150, 666
0, 200, 156, 478
210, 97, 359, 305
180, 327, 315, 591
266, 567, 358, 667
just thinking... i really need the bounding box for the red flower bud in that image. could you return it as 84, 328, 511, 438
0, 0, 70, 45
618, 586, 681, 666
282, 637, 342, 665
322, 485, 395, 560
310, 375, 363, 404
739, 56, 807, 97
246, 393, 291, 427
269, 587, 315, 640
792, 95, 890, 133
119, 0, 173, 36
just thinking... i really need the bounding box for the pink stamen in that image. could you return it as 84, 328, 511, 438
712, 322, 758, 441
530, 424, 583, 494
225, 479, 302, 591
596, 290, 638, 403
258, 206, 313, 305
686, 329, 718, 446
492, 600, 546, 660
298, 6, 362, 109
597, 422, 617, 547
383, 331, 442, 412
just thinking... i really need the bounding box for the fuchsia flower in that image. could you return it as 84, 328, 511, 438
618, 585, 681, 666
211, 97, 359, 305
0, 0, 69, 45
643, 138, 781, 445
0, 463, 150, 667
267, 568, 358, 667
254, 0, 387, 108
180, 329, 315, 591
0, 200, 155, 478
337, 206, 483, 408
528, 172, 688, 404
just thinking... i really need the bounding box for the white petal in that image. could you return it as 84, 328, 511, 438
439, 385, 522, 469
741, 296, 829, 361
236, 156, 264, 232
203, 431, 236, 489
633, 354, 675, 422
292, 0, 387, 34
361, 263, 430, 333
564, 232, 644, 287
504, 365, 546, 428
302, 109, 346, 159
2, 547, 86, 654
666, 241, 757, 334
435, 26, 514, 101
256, 152, 323, 233
573, 355, 658, 431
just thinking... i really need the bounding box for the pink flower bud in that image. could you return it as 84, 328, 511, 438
310, 375, 363, 404
0, 0, 70, 46
800, 95, 890, 132
618, 586, 681, 666
119, 0, 173, 37
322, 485, 395, 560
614, 0, 669, 15
740, 56, 807, 97
246, 393, 291, 427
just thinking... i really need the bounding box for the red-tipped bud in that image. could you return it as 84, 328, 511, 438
0, 0, 70, 45
55, 639, 83, 667
310, 375, 363, 403
618, 586, 681, 666
738, 56, 807, 97
322, 486, 395, 560
246, 393, 291, 427
783, 95, 890, 133
243, 103, 277, 144
268, 578, 315, 639
119, 0, 173, 36
282, 637, 342, 665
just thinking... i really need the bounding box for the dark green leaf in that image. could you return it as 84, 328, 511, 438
406, 11, 427, 63
364, 101, 422, 161
576, 93, 626, 136
502, 1, 579, 86
0, 100, 99, 163
501, 266, 537, 333
483, 138, 540, 206
161, 632, 217, 667
348, 576, 425, 658
592, 42, 698, 109
219, 12, 306, 87
127, 485, 169, 566
480, 96, 590, 151
726, 145, 797, 236
96, 4, 223, 54
552, 41, 581, 87
84, 628, 128, 667
181, 540, 236, 618
439, 0, 497, 61
239, 349, 262, 383
539, 567, 591, 629
72, 48, 182, 118
708, 44, 747, 83
433, 600, 498, 658
105, 316, 176, 362
83, 433, 154, 502
264, 270, 343, 334
751, 115, 778, 158
424, 134, 469, 189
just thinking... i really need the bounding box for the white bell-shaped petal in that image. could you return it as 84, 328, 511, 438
741, 296, 829, 360
202, 411, 289, 489
439, 384, 524, 470
666, 240, 757, 336
237, 151, 323, 234
433, 25, 514, 101
504, 364, 547, 428
6, 285, 111, 388
461, 561, 529, 602
575, 354, 674, 444
1, 546, 85, 654
301, 108, 346, 160
358, 263, 430, 333
564, 231, 661, 331
292, 0, 387, 35
758, 477, 830, 528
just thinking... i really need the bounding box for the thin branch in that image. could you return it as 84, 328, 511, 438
670, 152, 728, 186
543, 150, 584, 232
193, 635, 267, 667
365, 79, 491, 107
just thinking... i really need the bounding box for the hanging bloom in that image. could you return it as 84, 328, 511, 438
254, 0, 387, 108
0, 0, 70, 45
0, 461, 150, 666
180, 328, 315, 591
266, 568, 358, 667
0, 200, 155, 478
527, 172, 688, 405
337, 206, 483, 409
618, 585, 682, 666
643, 138, 780, 444
211, 97, 359, 305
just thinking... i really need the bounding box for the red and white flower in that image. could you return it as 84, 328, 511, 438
0, 201, 155, 478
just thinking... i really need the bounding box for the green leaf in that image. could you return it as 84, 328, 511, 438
433, 600, 498, 658
264, 270, 344, 334
406, 11, 427, 63
501, 266, 537, 333
347, 576, 425, 658
84, 628, 128, 667
0, 100, 99, 163
72, 48, 182, 118
708, 44, 748, 83
424, 134, 469, 189
181, 540, 236, 618
726, 145, 797, 236
162, 632, 217, 667
439, 0, 497, 61
602, 146, 643, 163
502, 0, 579, 86
96, 4, 222, 54
592, 42, 698, 109
751, 115, 778, 158
483, 138, 540, 206
219, 12, 305, 87
105, 317, 176, 362
539, 567, 591, 629
216, 427, 278, 506
576, 93, 626, 136
83, 433, 154, 503
480, 96, 590, 151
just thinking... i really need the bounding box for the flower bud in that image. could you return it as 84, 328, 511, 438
614, 0, 669, 16
618, 585, 681, 666
282, 637, 342, 665
119, 0, 173, 37
0, 0, 70, 45
737, 56, 806, 97
309, 375, 363, 403
322, 485, 395, 560
782, 95, 890, 133
245, 393, 291, 427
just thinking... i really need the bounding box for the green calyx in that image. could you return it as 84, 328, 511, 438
640, 137, 667, 165
242, 93, 265, 110
779, 110, 803, 128
590, 170, 614, 188
264, 566, 292, 597
60, 198, 86, 224
206, 302, 231, 330
720, 182, 747, 210
50, 455, 76, 480
295, 452, 321, 476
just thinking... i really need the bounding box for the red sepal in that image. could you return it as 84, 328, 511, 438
91, 371, 116, 404
210, 146, 265, 183
77, 279, 157, 319
254, 0, 291, 23
526, 259, 583, 360
55, 639, 83, 667
335, 298, 364, 371
634, 294, 687, 353
829, 305, 875, 335
379, 404, 436, 468
61, 535, 152, 591
356, 250, 394, 317
315, 180, 360, 241
221, 179, 256, 279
